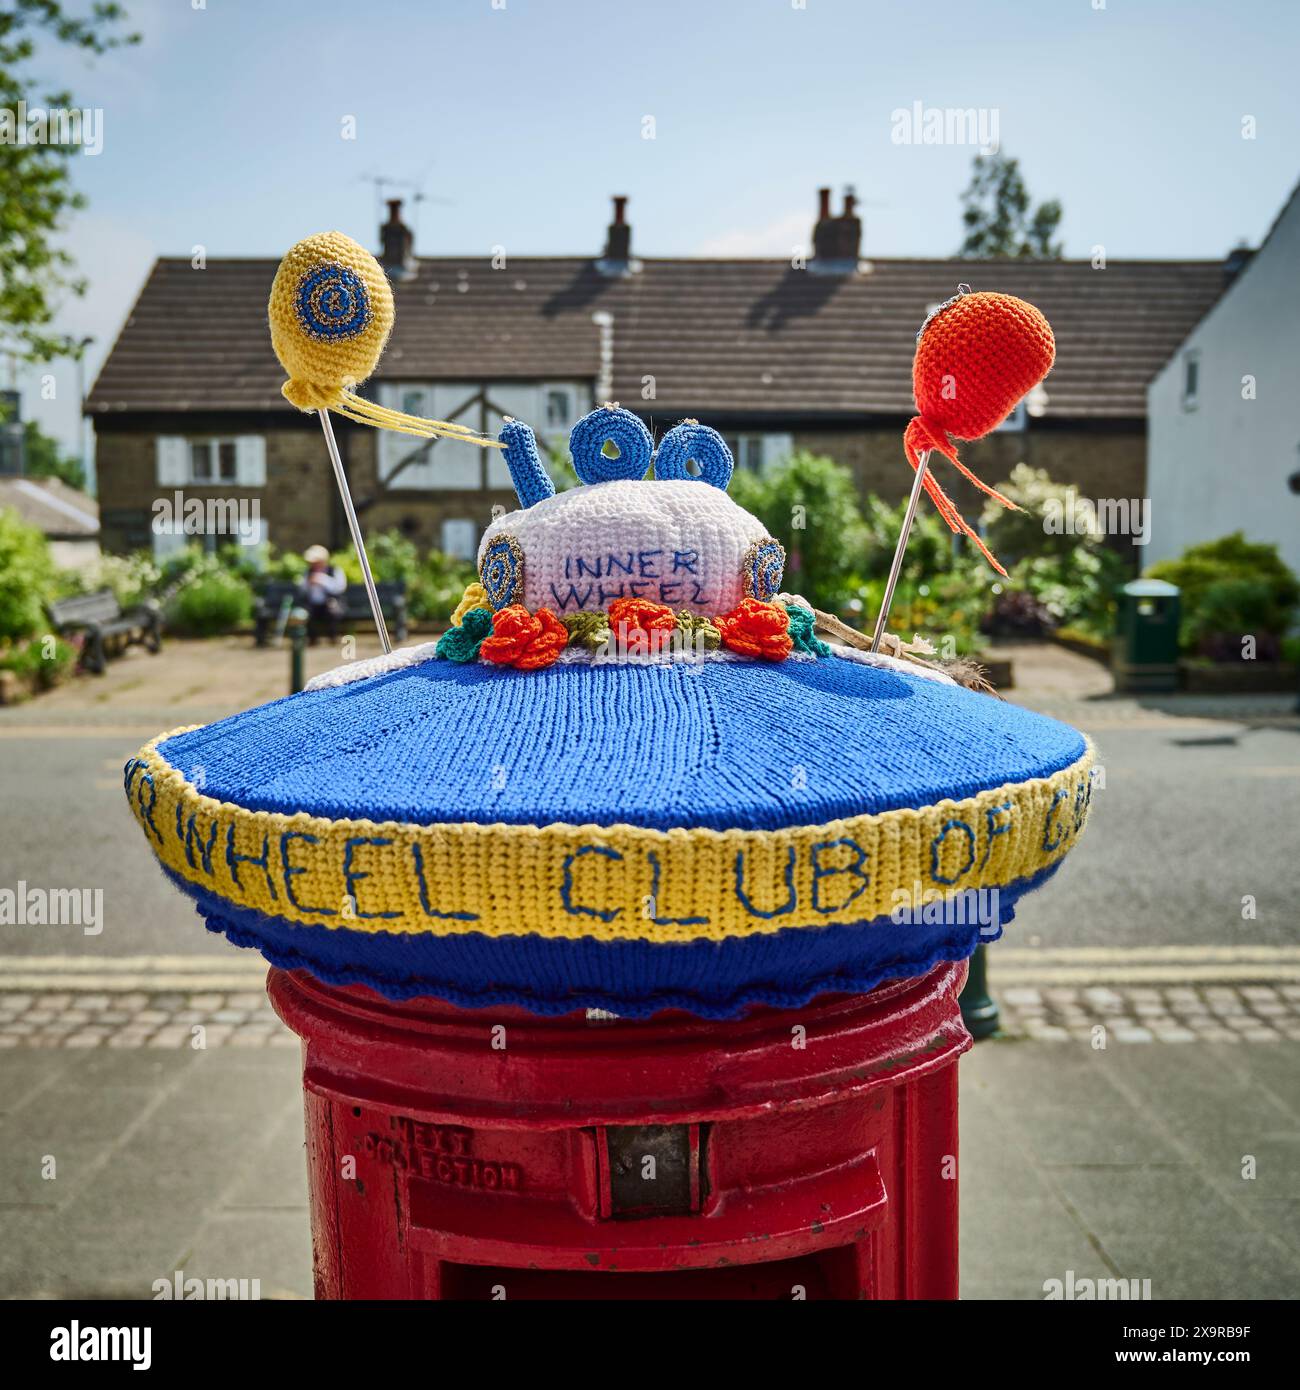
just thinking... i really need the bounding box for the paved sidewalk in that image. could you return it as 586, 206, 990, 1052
0, 633, 389, 733
986, 638, 1300, 729
4, 632, 1294, 736
1, 1001, 1295, 1300
960, 1032, 1300, 1300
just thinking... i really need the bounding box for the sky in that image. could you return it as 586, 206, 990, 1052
11, 0, 1300, 468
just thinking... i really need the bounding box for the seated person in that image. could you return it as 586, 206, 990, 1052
298, 545, 347, 643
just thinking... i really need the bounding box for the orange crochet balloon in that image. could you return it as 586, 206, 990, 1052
903, 290, 1055, 575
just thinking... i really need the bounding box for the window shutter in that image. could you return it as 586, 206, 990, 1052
235, 436, 266, 486
156, 436, 188, 486
763, 434, 794, 468
440, 518, 479, 560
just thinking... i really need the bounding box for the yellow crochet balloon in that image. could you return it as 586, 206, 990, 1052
268, 231, 496, 446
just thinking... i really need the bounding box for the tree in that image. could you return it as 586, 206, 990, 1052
0, 396, 84, 488
729, 452, 871, 613
22, 417, 84, 490
0, 1, 140, 363
959, 153, 1062, 258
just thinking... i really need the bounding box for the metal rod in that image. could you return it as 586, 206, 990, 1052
870, 449, 930, 653
317, 409, 391, 655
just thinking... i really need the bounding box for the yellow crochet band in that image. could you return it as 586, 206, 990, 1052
126, 734, 1095, 945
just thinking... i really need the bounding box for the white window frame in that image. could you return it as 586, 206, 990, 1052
190, 438, 237, 483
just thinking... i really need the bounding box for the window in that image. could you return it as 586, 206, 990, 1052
994, 401, 1027, 433
156, 436, 265, 487
102, 509, 152, 551
723, 434, 794, 475
189, 440, 237, 482
150, 516, 269, 563
377, 385, 482, 490
1182, 351, 1200, 410
440, 518, 479, 560
738, 437, 764, 473
545, 387, 575, 430
152, 526, 190, 562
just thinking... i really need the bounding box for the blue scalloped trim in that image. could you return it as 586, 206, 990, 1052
164, 859, 1063, 1019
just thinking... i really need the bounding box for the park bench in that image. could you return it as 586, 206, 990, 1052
45, 590, 163, 675
253, 579, 409, 646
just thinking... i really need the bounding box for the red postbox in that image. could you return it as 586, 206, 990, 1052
268, 959, 970, 1300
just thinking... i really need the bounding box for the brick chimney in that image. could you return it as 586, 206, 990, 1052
810, 186, 862, 274
380, 198, 415, 280
597, 195, 634, 276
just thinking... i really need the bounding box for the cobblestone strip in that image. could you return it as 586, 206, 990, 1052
995, 983, 1300, 1042
0, 990, 299, 1049
2, 983, 1299, 1046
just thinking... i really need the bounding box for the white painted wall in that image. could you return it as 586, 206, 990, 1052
48, 538, 101, 577
375, 381, 593, 491
1147, 184, 1300, 582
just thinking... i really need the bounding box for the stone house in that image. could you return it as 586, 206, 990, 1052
89, 191, 1231, 565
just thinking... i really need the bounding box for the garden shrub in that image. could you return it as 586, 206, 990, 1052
332, 529, 419, 586
168, 565, 254, 636
1147, 533, 1299, 655
730, 452, 872, 614
0, 635, 76, 688
90, 552, 161, 609
409, 549, 478, 623
0, 508, 57, 644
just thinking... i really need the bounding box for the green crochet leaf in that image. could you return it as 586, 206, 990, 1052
674, 611, 721, 650
436, 607, 493, 663
562, 610, 612, 649
783, 603, 831, 657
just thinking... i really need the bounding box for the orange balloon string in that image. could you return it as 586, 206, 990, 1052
903, 416, 1012, 577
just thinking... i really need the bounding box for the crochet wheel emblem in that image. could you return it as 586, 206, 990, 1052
480, 534, 524, 610
294, 263, 371, 342
653, 422, 735, 490
569, 407, 653, 484
742, 538, 785, 602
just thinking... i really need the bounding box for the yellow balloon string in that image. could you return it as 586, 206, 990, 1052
334, 390, 503, 448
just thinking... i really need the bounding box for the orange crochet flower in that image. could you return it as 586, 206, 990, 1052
480, 605, 569, 670
607, 597, 676, 652
715, 598, 793, 662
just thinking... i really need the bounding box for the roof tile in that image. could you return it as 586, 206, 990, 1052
87, 255, 1227, 421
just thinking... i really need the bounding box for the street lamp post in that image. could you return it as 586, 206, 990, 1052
74, 336, 95, 495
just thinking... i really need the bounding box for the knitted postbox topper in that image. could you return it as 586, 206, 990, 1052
125, 394, 1094, 1019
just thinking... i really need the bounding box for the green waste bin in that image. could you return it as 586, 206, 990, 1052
1113, 578, 1181, 692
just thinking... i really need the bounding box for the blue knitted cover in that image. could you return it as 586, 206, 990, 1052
128, 656, 1093, 1018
